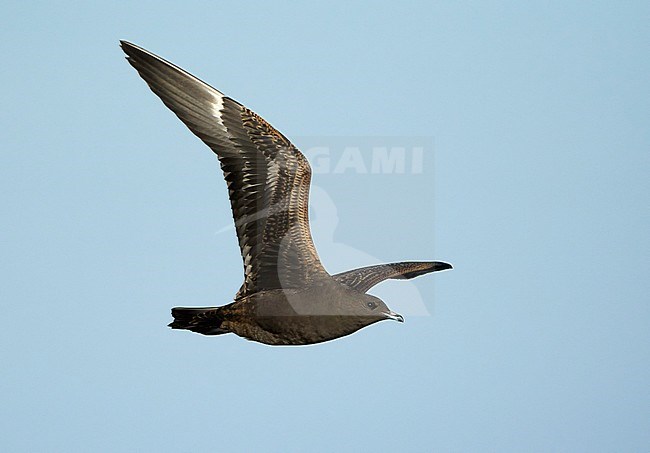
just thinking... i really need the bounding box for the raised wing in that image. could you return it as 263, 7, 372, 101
121, 41, 328, 298
333, 261, 452, 293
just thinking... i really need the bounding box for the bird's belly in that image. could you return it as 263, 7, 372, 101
225, 314, 358, 346
222, 288, 367, 345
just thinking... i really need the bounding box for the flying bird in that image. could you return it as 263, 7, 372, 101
120, 41, 452, 345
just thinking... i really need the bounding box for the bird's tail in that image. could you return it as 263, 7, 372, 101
168, 307, 228, 336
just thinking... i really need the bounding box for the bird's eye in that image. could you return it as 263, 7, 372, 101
366, 301, 378, 310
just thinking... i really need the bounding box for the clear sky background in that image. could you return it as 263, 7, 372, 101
1, 1, 649, 452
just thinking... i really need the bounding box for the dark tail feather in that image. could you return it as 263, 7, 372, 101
168, 307, 228, 336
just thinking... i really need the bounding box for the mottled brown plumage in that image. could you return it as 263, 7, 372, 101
121, 41, 452, 345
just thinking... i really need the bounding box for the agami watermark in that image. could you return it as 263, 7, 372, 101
297, 137, 432, 174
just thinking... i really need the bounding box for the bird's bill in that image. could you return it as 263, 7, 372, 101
383, 310, 404, 322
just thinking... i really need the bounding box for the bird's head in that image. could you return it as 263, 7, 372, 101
357, 293, 404, 324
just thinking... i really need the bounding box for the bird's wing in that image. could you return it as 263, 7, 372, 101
333, 261, 452, 293
121, 41, 328, 298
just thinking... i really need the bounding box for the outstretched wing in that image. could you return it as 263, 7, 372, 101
121, 41, 328, 298
333, 261, 452, 293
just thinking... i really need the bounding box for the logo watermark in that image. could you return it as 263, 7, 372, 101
212, 137, 440, 316
297, 136, 432, 174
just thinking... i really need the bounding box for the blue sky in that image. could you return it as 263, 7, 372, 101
1, 1, 649, 451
